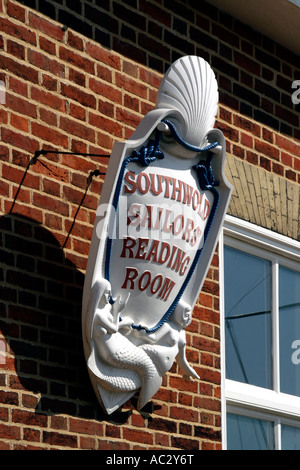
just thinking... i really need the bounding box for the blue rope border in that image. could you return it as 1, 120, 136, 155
104, 120, 220, 333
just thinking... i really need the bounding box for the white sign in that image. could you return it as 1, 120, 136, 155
82, 56, 232, 414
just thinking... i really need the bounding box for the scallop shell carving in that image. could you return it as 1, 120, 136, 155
156, 56, 219, 153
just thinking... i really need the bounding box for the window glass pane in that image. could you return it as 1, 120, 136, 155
227, 413, 274, 450
281, 424, 300, 450
224, 246, 272, 388
279, 266, 300, 396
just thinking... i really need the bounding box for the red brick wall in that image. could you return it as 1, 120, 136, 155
0, 0, 299, 450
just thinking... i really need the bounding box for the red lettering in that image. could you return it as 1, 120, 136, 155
172, 214, 184, 236
138, 271, 151, 291
157, 242, 171, 264
150, 274, 163, 294
136, 238, 149, 259
157, 277, 176, 301
202, 199, 210, 220
145, 239, 159, 263
137, 172, 151, 194
170, 248, 186, 273
192, 189, 200, 211
127, 203, 142, 227
190, 227, 202, 247
182, 183, 193, 205
162, 209, 173, 233
120, 237, 136, 258
182, 218, 194, 242
124, 171, 137, 193
171, 179, 184, 201
121, 267, 138, 289
140, 205, 152, 228
179, 256, 190, 276
167, 245, 178, 269
162, 176, 175, 198
149, 173, 163, 196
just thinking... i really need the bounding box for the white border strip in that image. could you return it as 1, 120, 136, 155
224, 215, 300, 261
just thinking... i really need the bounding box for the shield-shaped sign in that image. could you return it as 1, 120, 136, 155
82, 56, 232, 414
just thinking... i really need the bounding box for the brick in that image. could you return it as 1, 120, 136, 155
116, 107, 141, 129
59, 46, 94, 74
31, 122, 69, 148
89, 77, 122, 104
255, 139, 280, 160
60, 116, 96, 142
281, 151, 293, 168
33, 159, 69, 183
6, 92, 37, 118
0, 17, 36, 45
23, 428, 41, 442
61, 82, 96, 109
69, 418, 103, 436
0, 424, 21, 440
276, 134, 300, 157
89, 112, 122, 138
70, 103, 86, 121
10, 113, 29, 132
32, 192, 69, 216
0, 109, 8, 124
1, 128, 38, 154
212, 23, 239, 48
39, 36, 56, 56
69, 68, 86, 87
241, 132, 253, 148
191, 29, 215, 53
30, 87, 66, 112
7, 39, 25, 60
194, 425, 221, 442
233, 115, 261, 136
28, 49, 65, 77
43, 431, 78, 448
86, 42, 121, 70
1, 55, 38, 83
169, 406, 199, 422
67, 30, 84, 51
233, 83, 260, 107
234, 51, 260, 76
39, 108, 58, 126
63, 186, 97, 210
8, 76, 28, 96
12, 409, 47, 427
0, 390, 19, 405
116, 73, 148, 99
171, 435, 199, 450
28, 12, 64, 41
123, 428, 153, 445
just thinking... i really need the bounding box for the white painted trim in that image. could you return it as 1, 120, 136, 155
224, 215, 300, 262
219, 230, 227, 449
226, 380, 300, 420
221, 215, 300, 449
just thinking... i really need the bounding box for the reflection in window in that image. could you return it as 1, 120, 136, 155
281, 424, 300, 450
224, 247, 272, 388
279, 266, 300, 397
227, 413, 274, 450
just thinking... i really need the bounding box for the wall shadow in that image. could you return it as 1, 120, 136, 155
0, 212, 131, 424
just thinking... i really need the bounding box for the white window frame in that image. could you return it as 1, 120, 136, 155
220, 215, 300, 450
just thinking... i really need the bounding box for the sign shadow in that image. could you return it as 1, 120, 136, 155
0, 212, 132, 425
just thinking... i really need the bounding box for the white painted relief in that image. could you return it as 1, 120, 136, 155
82, 56, 232, 414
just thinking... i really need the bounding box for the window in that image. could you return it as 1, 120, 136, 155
221, 216, 300, 450
289, 0, 300, 8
